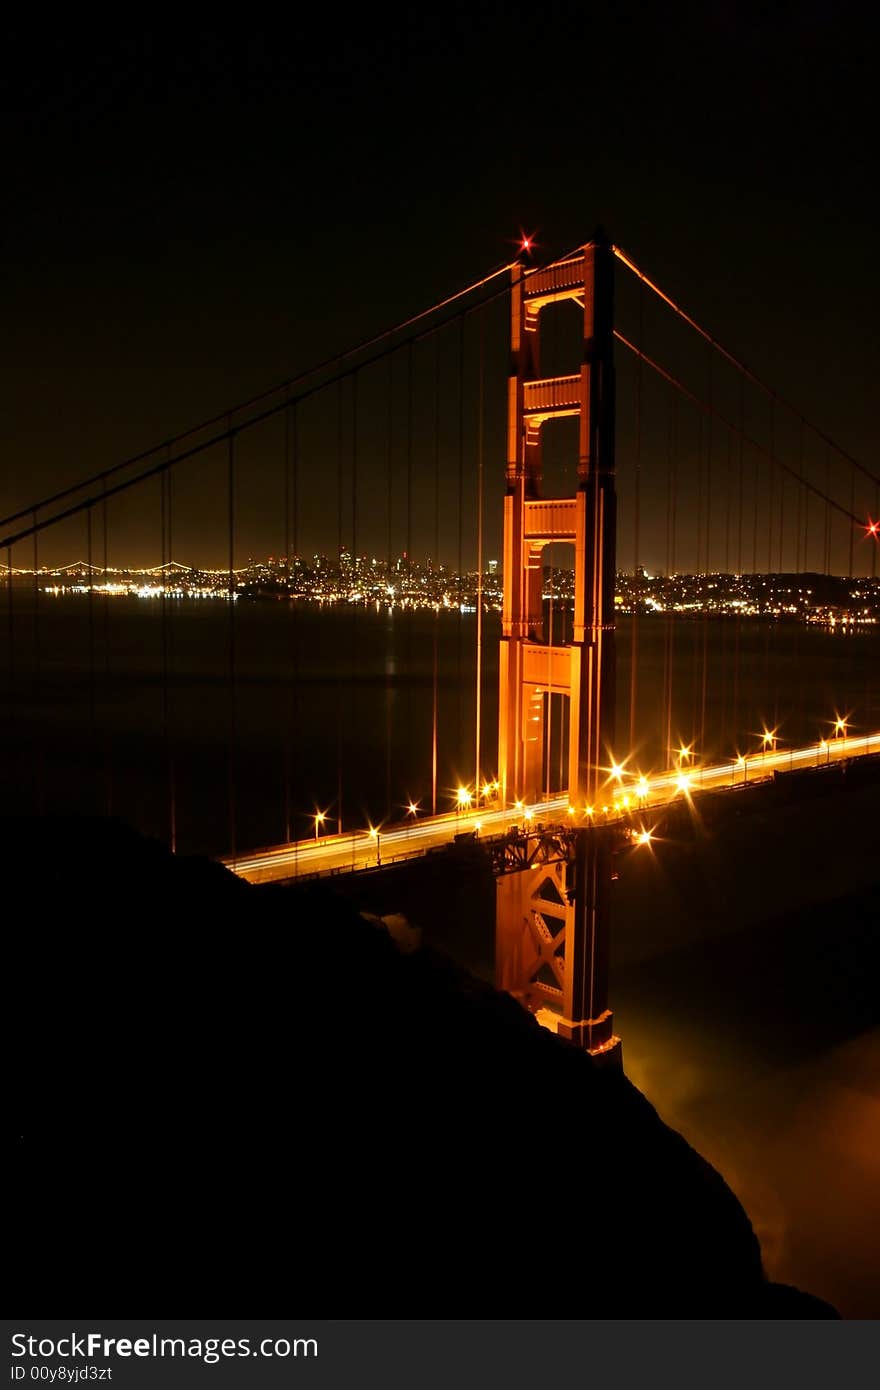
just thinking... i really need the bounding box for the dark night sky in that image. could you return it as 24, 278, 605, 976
2, 4, 876, 567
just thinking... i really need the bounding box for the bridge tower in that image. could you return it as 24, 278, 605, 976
496, 232, 620, 1056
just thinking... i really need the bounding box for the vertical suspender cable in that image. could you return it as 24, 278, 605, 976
700, 351, 712, 756
32, 509, 43, 812
777, 465, 785, 574
283, 399, 292, 843
431, 336, 440, 816
87, 506, 96, 797
663, 394, 677, 765
724, 434, 732, 574
823, 447, 831, 573
160, 464, 176, 851
5, 546, 13, 793
752, 441, 760, 575
336, 378, 344, 836
733, 382, 744, 748
629, 282, 643, 752
691, 411, 703, 747
475, 315, 484, 806
227, 429, 237, 863
350, 372, 358, 860
101, 481, 113, 819
719, 432, 732, 753
457, 316, 465, 751
405, 342, 414, 807
767, 403, 775, 573
848, 463, 856, 577
291, 402, 300, 871
385, 357, 394, 822
793, 422, 805, 740
795, 421, 804, 574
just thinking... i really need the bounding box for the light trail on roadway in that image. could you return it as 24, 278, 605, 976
225, 732, 880, 885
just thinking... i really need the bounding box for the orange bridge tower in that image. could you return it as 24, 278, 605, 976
495, 231, 620, 1057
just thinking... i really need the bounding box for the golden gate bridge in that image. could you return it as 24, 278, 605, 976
3, 230, 878, 1058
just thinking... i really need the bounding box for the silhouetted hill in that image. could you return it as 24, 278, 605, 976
7, 817, 837, 1317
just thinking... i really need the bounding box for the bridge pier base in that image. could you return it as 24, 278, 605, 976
493, 824, 622, 1064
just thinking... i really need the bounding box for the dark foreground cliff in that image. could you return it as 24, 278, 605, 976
8, 817, 837, 1317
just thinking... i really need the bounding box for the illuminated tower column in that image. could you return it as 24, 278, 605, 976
496, 232, 619, 1056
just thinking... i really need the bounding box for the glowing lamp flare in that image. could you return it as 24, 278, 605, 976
866, 519, 879, 538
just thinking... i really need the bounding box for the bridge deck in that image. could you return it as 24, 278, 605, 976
224, 733, 880, 885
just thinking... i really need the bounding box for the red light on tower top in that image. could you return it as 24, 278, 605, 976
866, 518, 879, 538
520, 235, 533, 254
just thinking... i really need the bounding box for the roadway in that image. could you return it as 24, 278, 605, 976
225, 732, 880, 885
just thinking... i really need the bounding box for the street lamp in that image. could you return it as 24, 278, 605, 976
761, 729, 777, 770
369, 826, 381, 866
314, 810, 326, 841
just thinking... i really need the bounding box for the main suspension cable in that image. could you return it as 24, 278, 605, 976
613, 244, 879, 489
